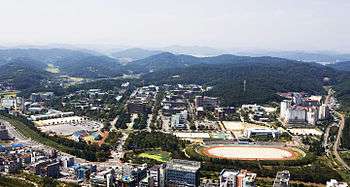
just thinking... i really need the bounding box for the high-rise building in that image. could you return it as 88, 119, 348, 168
165, 159, 201, 187
318, 104, 330, 120
46, 162, 60, 178
148, 165, 161, 187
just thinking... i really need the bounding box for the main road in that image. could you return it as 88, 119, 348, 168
332, 112, 350, 170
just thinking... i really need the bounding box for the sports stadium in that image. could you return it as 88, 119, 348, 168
198, 144, 303, 161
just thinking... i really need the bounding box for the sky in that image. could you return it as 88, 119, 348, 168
0, 0, 350, 52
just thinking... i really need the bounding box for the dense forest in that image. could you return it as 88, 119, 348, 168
124, 131, 185, 157
328, 61, 350, 72
0, 58, 53, 90
143, 61, 338, 105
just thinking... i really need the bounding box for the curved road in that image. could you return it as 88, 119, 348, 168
333, 112, 350, 170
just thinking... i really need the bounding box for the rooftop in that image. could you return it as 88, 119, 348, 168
166, 159, 201, 172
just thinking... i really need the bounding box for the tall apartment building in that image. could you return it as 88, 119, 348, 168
280, 99, 328, 126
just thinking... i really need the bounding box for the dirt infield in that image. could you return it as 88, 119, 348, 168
201, 145, 300, 160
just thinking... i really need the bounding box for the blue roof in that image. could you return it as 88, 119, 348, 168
0, 145, 5, 152
71, 164, 81, 170
73, 130, 88, 137
91, 132, 100, 138
11, 143, 24, 148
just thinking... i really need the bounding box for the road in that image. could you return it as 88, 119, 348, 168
1, 118, 88, 163
333, 112, 350, 170
324, 88, 350, 170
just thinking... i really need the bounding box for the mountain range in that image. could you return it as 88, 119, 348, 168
1, 47, 350, 107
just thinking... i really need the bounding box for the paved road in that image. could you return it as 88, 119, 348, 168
333, 112, 350, 170
0, 118, 88, 163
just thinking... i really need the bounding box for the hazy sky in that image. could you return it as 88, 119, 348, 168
1, 0, 350, 52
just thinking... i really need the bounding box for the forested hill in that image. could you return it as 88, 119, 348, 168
54, 55, 124, 78
127, 52, 303, 73
0, 48, 93, 64
0, 48, 125, 79
143, 61, 339, 106
327, 61, 350, 72
333, 73, 350, 112
0, 58, 53, 90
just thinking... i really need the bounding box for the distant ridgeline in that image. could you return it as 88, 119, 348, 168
1, 48, 350, 108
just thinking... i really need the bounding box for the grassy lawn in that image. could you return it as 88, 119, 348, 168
138, 150, 171, 162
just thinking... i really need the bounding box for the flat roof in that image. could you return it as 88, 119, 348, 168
166, 159, 200, 172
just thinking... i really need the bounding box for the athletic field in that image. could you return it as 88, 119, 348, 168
201, 145, 301, 160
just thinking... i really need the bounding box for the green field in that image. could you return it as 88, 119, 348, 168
138, 150, 171, 162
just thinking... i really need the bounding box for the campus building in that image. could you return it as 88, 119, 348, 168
273, 170, 290, 187
219, 169, 256, 187
165, 159, 201, 187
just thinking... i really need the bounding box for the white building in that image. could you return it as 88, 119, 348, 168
280, 100, 292, 119
280, 100, 322, 126
245, 128, 280, 139
171, 110, 188, 129
220, 169, 256, 187
327, 179, 348, 187
1, 98, 17, 109
285, 106, 306, 123
318, 104, 330, 120
220, 170, 239, 187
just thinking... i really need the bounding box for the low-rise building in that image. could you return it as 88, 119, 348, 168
219, 169, 256, 187
171, 110, 188, 129
327, 179, 348, 187
273, 170, 290, 187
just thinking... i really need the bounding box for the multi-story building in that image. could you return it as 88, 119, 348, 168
30, 92, 54, 102
61, 156, 75, 168
90, 168, 115, 187
326, 179, 349, 187
171, 110, 188, 129
47, 162, 60, 178
147, 165, 162, 187
273, 170, 290, 187
195, 96, 219, 110
244, 128, 280, 139
280, 93, 329, 126
219, 169, 256, 187
319, 104, 330, 120
165, 159, 201, 187
280, 98, 329, 126
220, 169, 239, 187
0, 123, 11, 140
